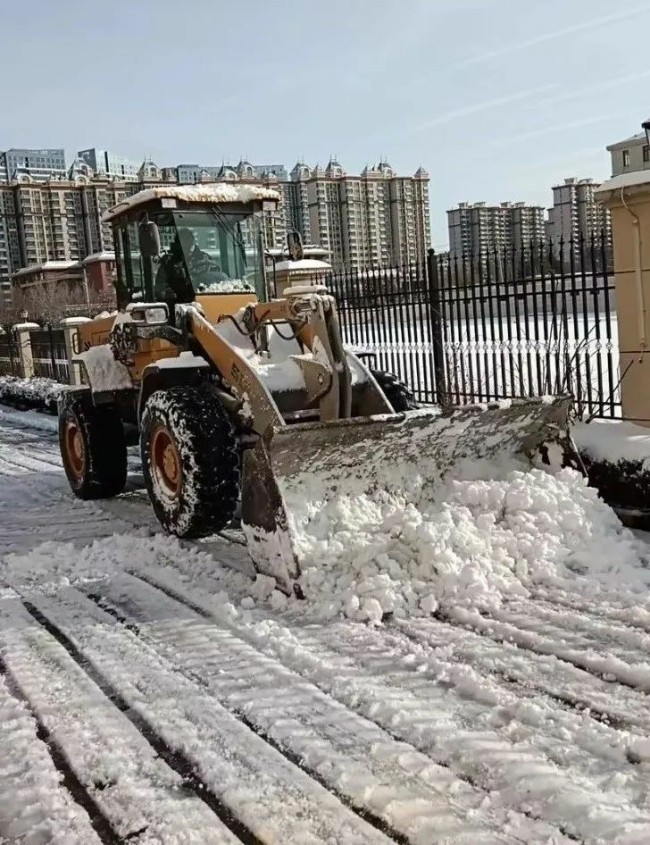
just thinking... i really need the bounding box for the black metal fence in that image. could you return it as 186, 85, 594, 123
30, 327, 69, 383
0, 328, 20, 377
328, 233, 619, 419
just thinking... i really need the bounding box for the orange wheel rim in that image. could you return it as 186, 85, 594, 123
151, 426, 182, 498
64, 420, 85, 479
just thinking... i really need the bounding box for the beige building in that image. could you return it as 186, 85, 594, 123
447, 200, 545, 257
607, 133, 650, 177
546, 177, 611, 246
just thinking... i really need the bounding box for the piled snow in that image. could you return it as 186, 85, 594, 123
574, 419, 650, 467
214, 313, 306, 393
281, 466, 649, 622
0, 375, 64, 414
197, 278, 255, 293
75, 345, 132, 392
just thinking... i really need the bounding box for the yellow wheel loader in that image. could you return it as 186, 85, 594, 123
59, 185, 573, 594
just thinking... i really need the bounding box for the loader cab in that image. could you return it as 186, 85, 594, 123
105, 187, 279, 322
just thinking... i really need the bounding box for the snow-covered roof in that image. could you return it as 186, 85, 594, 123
103, 183, 281, 222
274, 258, 331, 272
594, 169, 650, 197
13, 260, 80, 277
82, 251, 116, 264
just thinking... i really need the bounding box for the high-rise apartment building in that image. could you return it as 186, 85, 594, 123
546, 177, 611, 245
77, 148, 140, 180
0, 149, 430, 303
170, 161, 288, 184
0, 148, 66, 183
275, 159, 430, 270
447, 201, 545, 257
0, 158, 175, 303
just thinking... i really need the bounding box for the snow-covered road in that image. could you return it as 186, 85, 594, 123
3, 407, 650, 844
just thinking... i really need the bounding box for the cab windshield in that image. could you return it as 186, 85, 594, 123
153, 210, 264, 301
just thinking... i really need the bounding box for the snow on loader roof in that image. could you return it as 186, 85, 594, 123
103, 183, 281, 221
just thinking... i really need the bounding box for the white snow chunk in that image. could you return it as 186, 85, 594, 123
75, 345, 132, 392
284, 463, 650, 620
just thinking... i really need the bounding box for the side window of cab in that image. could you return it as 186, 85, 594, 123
114, 224, 145, 305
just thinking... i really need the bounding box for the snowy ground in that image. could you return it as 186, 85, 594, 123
4, 407, 650, 843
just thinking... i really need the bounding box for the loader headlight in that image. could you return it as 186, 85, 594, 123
143, 306, 169, 325
127, 304, 169, 325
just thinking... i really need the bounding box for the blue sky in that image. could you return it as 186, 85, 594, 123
1, 0, 649, 246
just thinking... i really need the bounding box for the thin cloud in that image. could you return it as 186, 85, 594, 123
507, 145, 608, 175
534, 68, 650, 109
490, 112, 631, 147
454, 5, 650, 69
414, 84, 557, 132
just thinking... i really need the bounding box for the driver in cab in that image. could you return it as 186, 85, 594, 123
155, 227, 227, 302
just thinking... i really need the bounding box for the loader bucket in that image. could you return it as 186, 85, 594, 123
241, 395, 574, 594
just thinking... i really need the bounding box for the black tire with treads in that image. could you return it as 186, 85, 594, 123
140, 386, 240, 538
59, 391, 127, 499
370, 370, 421, 412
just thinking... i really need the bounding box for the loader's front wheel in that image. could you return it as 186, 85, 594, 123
59, 393, 127, 499
141, 386, 240, 538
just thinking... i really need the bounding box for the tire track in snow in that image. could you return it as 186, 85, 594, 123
0, 664, 104, 845
81, 576, 564, 845
532, 585, 650, 637
127, 566, 650, 843
0, 597, 243, 844
394, 616, 650, 736
443, 605, 650, 694
482, 599, 650, 668
16, 598, 265, 845
83, 592, 420, 845
0, 437, 142, 554
21, 589, 402, 845
0, 654, 120, 845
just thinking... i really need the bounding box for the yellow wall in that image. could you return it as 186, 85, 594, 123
599, 184, 650, 425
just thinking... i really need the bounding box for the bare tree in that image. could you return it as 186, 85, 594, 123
11, 282, 87, 326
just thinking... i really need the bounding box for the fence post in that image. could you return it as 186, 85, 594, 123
426, 248, 448, 406
13, 322, 40, 379
60, 317, 91, 386
47, 324, 57, 374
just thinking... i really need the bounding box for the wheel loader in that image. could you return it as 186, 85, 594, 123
59, 184, 573, 594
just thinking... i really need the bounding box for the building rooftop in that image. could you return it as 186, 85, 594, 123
82, 252, 116, 264
595, 169, 650, 195
606, 133, 646, 151
12, 260, 80, 277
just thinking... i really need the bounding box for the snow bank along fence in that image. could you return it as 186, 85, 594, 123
327, 232, 618, 419
0, 318, 89, 383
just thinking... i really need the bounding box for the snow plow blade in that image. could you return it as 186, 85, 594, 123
241, 395, 573, 594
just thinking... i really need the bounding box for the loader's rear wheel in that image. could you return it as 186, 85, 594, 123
371, 370, 421, 412
59, 393, 127, 499
141, 386, 240, 538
